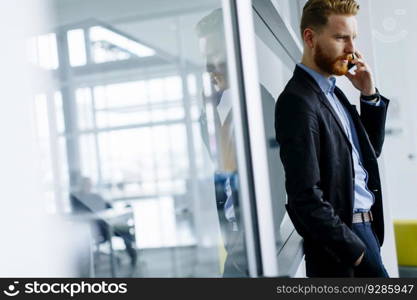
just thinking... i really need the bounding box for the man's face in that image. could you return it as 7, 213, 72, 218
199, 33, 229, 92
313, 14, 358, 76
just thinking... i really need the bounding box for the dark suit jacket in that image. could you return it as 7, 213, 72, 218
275, 65, 389, 277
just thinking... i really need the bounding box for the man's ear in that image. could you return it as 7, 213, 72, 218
303, 28, 315, 49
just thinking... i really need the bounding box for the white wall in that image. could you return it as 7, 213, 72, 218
368, 0, 417, 221
0, 0, 78, 276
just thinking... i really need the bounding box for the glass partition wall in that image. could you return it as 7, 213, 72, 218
30, 0, 308, 278
32, 0, 264, 277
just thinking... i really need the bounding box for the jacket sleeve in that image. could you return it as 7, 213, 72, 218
275, 93, 366, 266
360, 96, 390, 158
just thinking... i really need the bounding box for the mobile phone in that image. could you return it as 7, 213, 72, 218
348, 53, 355, 70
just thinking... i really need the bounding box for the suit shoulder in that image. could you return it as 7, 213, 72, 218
276, 80, 318, 114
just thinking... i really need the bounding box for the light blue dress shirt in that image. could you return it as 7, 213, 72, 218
297, 63, 383, 213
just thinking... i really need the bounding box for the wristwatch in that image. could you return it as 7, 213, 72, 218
360, 88, 380, 102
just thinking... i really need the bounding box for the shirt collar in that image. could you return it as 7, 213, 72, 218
297, 63, 336, 95
217, 89, 232, 126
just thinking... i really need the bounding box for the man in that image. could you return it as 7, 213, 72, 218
275, 0, 389, 277
196, 8, 279, 276
196, 8, 248, 277
71, 176, 138, 270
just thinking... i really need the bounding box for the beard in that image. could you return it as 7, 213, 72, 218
314, 44, 352, 76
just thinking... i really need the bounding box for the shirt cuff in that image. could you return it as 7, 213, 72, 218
360, 98, 383, 107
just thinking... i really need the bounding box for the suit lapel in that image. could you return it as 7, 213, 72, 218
335, 87, 377, 158
316, 91, 352, 147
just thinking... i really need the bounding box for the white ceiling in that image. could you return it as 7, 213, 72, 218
51, 0, 218, 27
49, 0, 221, 66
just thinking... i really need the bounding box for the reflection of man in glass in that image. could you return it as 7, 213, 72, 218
196, 8, 248, 277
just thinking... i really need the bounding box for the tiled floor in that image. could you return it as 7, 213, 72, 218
92, 244, 221, 277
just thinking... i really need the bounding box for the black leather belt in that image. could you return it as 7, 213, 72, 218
352, 211, 373, 223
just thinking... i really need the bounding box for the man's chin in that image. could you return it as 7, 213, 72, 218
316, 61, 349, 76
332, 64, 349, 76
333, 70, 348, 76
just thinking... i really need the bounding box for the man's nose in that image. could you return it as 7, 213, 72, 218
345, 38, 355, 54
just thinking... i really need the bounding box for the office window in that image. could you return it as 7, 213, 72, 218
29, 33, 59, 70
67, 29, 87, 66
